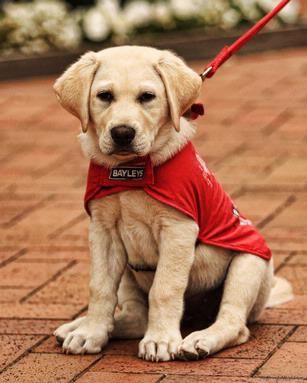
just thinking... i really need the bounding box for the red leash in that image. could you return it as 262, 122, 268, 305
189, 0, 292, 119
200, 0, 291, 80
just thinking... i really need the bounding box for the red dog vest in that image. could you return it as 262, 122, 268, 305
84, 141, 271, 260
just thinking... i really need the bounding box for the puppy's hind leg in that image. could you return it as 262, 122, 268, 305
179, 253, 272, 359
112, 267, 148, 339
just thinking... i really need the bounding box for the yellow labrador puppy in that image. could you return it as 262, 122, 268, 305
53, 46, 292, 362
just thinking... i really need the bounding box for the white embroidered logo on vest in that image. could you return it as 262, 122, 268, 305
196, 153, 212, 186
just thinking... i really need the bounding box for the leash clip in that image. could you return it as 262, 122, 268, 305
200, 66, 213, 81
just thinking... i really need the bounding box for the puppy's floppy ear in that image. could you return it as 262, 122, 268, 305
53, 51, 99, 133
154, 51, 202, 132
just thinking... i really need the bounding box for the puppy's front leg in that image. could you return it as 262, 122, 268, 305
54, 219, 126, 354
139, 217, 198, 362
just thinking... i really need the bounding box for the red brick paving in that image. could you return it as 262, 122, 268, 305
78, 372, 163, 383
289, 326, 307, 342
0, 47, 305, 382
91, 355, 260, 376
163, 378, 306, 383
0, 354, 100, 383
255, 342, 307, 379
0, 319, 64, 335
0, 335, 42, 370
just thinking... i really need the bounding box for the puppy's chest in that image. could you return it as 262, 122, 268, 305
118, 191, 161, 267
94, 190, 170, 267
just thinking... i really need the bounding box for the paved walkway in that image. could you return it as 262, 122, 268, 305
0, 47, 305, 383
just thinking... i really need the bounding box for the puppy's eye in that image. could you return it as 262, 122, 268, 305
97, 91, 114, 103
138, 92, 156, 103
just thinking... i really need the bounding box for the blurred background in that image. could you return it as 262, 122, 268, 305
0, 0, 305, 80
0, 0, 303, 56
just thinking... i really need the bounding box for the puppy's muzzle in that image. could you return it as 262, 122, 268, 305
111, 125, 136, 148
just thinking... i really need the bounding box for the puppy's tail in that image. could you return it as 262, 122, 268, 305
266, 276, 293, 308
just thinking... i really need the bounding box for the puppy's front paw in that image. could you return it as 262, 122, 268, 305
178, 326, 249, 360
138, 330, 182, 362
54, 316, 109, 354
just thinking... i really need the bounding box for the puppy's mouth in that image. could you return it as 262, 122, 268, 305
114, 150, 132, 155
111, 147, 136, 155
111, 147, 140, 161
111, 144, 147, 158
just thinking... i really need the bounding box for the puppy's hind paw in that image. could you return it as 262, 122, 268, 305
178, 330, 210, 360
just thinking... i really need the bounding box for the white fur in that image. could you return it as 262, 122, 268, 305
53, 46, 292, 361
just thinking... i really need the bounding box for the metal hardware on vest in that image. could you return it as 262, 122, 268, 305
109, 166, 145, 180
200, 66, 212, 81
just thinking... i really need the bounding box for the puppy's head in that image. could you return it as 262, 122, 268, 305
54, 46, 201, 162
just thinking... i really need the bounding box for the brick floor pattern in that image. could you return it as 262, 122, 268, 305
0, 48, 305, 382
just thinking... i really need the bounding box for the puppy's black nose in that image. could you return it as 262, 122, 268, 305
111, 125, 136, 147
